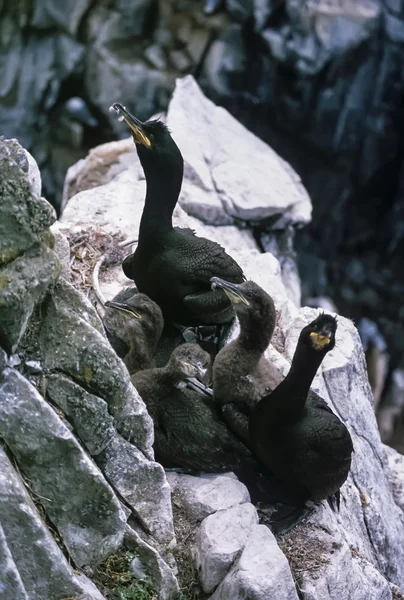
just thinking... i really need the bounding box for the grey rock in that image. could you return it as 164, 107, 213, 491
144, 44, 168, 70
194, 503, 259, 593
0, 138, 56, 265
168, 473, 250, 521
0, 522, 28, 600
31, 0, 92, 36
385, 13, 404, 44
40, 278, 154, 456
0, 368, 126, 567
46, 373, 175, 548
225, 0, 253, 22
0, 445, 105, 599
170, 49, 192, 72
125, 526, 179, 600
50, 225, 71, 280
24, 149, 42, 198
24, 359, 42, 374
210, 524, 299, 600
385, 0, 402, 14
384, 445, 404, 514
253, 0, 275, 31
0, 243, 60, 353
261, 228, 301, 306
167, 76, 311, 226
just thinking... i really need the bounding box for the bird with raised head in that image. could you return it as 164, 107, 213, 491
131, 343, 255, 473
249, 313, 353, 509
110, 103, 245, 328
210, 277, 277, 444
103, 288, 164, 374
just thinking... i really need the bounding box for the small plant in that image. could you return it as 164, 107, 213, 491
92, 550, 158, 600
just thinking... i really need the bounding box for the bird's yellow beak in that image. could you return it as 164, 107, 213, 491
110, 103, 151, 147
309, 332, 332, 349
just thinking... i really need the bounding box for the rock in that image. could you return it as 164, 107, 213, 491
384, 445, 404, 514
167, 76, 311, 226
125, 526, 179, 600
0, 138, 56, 264
225, 0, 253, 22
194, 502, 259, 593
46, 372, 175, 549
50, 224, 71, 280
31, 0, 92, 36
261, 227, 301, 306
210, 524, 299, 600
40, 278, 154, 456
0, 368, 127, 567
0, 445, 106, 599
168, 473, 250, 521
0, 244, 60, 353
0, 522, 28, 600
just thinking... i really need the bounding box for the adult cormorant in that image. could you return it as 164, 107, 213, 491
103, 289, 164, 374
131, 343, 254, 472
210, 277, 277, 443
249, 313, 353, 507
110, 103, 245, 327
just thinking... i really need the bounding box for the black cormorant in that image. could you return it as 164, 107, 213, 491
110, 103, 245, 327
103, 289, 164, 374
131, 343, 254, 472
249, 313, 353, 507
210, 277, 277, 443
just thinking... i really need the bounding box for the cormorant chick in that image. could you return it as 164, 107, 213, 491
210, 277, 277, 443
104, 290, 164, 374
250, 313, 353, 507
131, 343, 254, 472
110, 103, 245, 327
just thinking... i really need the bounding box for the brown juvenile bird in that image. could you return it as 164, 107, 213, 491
210, 277, 277, 444
131, 343, 254, 472
103, 288, 164, 374
250, 313, 353, 508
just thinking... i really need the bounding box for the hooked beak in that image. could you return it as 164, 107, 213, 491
110, 103, 151, 147
104, 300, 141, 319
210, 277, 249, 306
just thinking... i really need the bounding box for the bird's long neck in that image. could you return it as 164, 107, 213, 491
138, 161, 183, 241
238, 312, 274, 356
257, 343, 324, 424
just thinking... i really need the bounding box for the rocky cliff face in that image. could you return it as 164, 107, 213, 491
1, 0, 404, 377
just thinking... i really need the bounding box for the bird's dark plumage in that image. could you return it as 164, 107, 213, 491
103, 288, 164, 374
249, 313, 353, 506
111, 103, 244, 326
131, 343, 254, 472
210, 278, 277, 440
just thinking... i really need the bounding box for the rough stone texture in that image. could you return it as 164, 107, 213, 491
0, 138, 60, 352
168, 473, 250, 521
194, 502, 259, 593
384, 445, 404, 514
46, 373, 175, 549
124, 526, 180, 600
210, 524, 299, 600
0, 367, 127, 567
167, 76, 311, 227
0, 137, 177, 594
40, 278, 154, 456
0, 445, 106, 599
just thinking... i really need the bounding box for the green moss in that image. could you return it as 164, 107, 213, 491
92, 550, 158, 600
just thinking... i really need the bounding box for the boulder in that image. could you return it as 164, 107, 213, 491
0, 368, 127, 567
168, 473, 250, 521
0, 445, 106, 599
194, 502, 259, 593
0, 137, 177, 596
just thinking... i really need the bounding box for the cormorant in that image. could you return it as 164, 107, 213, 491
103, 289, 164, 374
210, 277, 277, 444
131, 343, 254, 472
110, 103, 245, 327
249, 313, 353, 507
